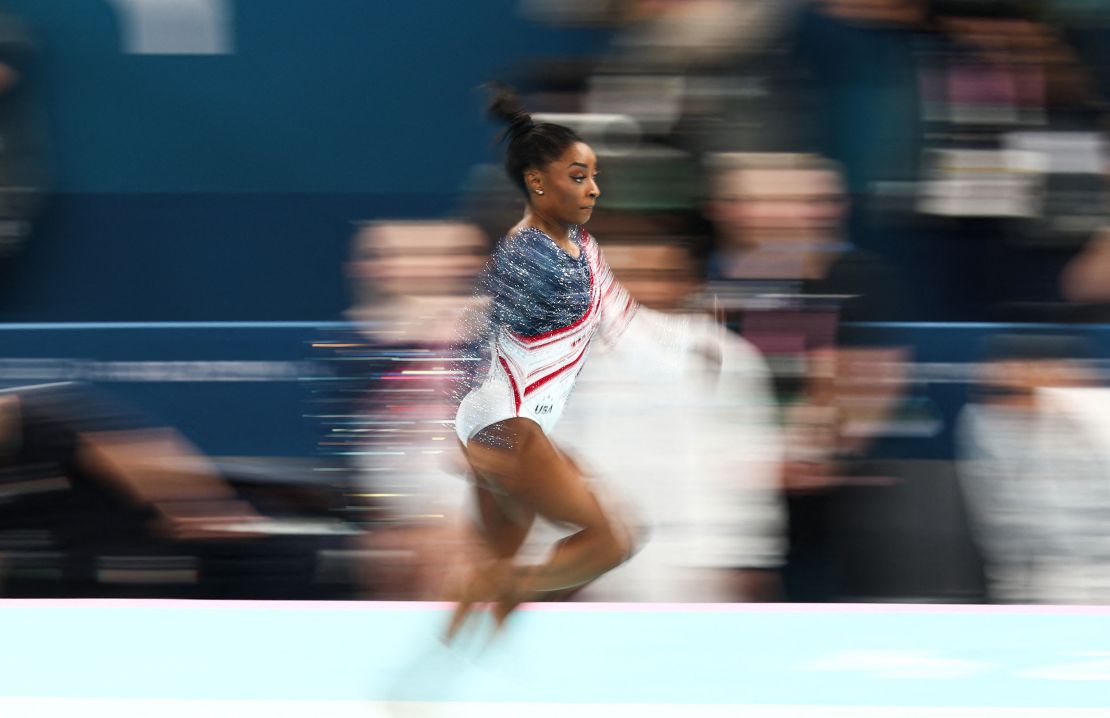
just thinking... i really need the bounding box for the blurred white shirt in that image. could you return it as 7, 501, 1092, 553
552, 309, 785, 602
958, 388, 1110, 604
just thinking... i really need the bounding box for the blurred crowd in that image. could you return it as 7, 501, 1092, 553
322, 0, 1110, 606
4, 0, 1110, 606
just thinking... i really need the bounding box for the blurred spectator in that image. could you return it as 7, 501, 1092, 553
926, 0, 1099, 129
957, 334, 1110, 603
1060, 226, 1110, 321
700, 152, 901, 466
701, 152, 909, 348
1005, 217, 1110, 322
0, 382, 275, 597
344, 220, 489, 343
579, 0, 816, 156
597, 0, 795, 73
553, 238, 786, 602
319, 221, 490, 599
0, 6, 49, 265
701, 151, 916, 600
916, 0, 1107, 314
1056, 0, 1110, 103
820, 0, 928, 25
769, 1, 1110, 318
598, 240, 701, 311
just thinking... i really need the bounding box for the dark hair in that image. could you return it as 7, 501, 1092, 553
487, 84, 582, 196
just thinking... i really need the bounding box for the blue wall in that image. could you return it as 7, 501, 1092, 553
0, 1, 608, 320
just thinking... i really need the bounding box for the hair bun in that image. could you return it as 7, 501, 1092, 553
486, 82, 534, 142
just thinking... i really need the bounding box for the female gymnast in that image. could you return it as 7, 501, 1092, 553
447, 86, 642, 639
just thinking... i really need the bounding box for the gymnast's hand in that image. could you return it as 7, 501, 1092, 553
443, 557, 526, 643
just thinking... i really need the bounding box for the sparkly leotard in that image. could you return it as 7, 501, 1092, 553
454, 226, 636, 444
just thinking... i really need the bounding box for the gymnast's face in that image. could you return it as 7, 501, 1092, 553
527, 142, 601, 227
